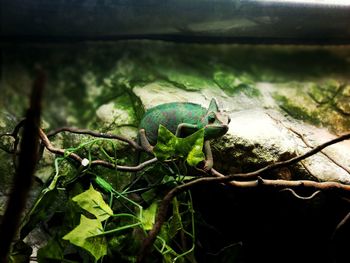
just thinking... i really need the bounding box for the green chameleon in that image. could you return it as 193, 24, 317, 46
138, 98, 230, 171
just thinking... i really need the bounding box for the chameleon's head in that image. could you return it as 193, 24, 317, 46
202, 98, 230, 140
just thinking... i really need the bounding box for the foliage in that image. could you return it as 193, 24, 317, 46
63, 215, 107, 261
14, 129, 200, 262
154, 124, 205, 166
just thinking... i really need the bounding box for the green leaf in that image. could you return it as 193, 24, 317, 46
153, 125, 205, 166
153, 125, 177, 161
141, 202, 158, 230
63, 215, 107, 261
72, 184, 113, 221
181, 128, 205, 166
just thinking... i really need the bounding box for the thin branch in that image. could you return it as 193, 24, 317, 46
39, 128, 157, 172
47, 126, 143, 150
91, 158, 158, 171
279, 189, 322, 200
39, 128, 82, 163
331, 211, 350, 241
0, 119, 27, 166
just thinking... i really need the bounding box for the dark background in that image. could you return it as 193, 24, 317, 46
1, 0, 350, 44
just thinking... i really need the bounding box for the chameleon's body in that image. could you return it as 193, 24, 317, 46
138, 99, 230, 170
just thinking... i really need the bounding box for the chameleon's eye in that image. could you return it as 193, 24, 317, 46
208, 114, 216, 124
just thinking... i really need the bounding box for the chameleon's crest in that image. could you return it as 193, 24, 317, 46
207, 98, 219, 113
203, 98, 230, 140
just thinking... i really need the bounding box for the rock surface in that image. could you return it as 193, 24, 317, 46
134, 79, 350, 184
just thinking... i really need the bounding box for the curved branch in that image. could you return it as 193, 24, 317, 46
47, 126, 143, 150
39, 128, 157, 172
39, 128, 82, 163
91, 158, 158, 171
331, 211, 350, 240
279, 188, 322, 200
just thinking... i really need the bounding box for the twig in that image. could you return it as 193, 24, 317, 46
0, 119, 27, 166
47, 126, 143, 150
39, 128, 157, 172
91, 158, 158, 171
279, 189, 322, 200
331, 211, 350, 241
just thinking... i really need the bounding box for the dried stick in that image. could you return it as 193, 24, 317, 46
47, 126, 142, 150
39, 128, 157, 171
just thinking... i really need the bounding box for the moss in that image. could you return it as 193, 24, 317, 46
213, 71, 260, 97
274, 94, 321, 125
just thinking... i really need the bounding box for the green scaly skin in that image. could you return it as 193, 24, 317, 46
138, 98, 230, 171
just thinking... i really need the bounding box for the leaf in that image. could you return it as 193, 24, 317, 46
153, 125, 205, 166
63, 215, 107, 261
72, 184, 113, 221
180, 128, 205, 166
141, 202, 158, 230
153, 125, 177, 161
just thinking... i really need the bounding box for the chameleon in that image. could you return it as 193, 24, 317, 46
138, 98, 230, 171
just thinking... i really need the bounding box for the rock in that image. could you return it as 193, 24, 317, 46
133, 81, 350, 184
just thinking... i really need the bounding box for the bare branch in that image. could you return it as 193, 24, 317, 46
39, 128, 157, 172
47, 126, 143, 150
39, 128, 82, 163
331, 211, 350, 241
91, 158, 158, 171
279, 189, 322, 200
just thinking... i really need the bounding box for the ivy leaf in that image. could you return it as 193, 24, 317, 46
180, 128, 205, 166
153, 125, 205, 166
72, 185, 113, 221
141, 202, 158, 230
63, 215, 107, 261
153, 125, 177, 161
